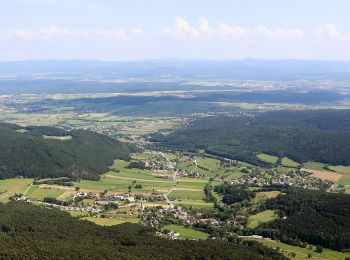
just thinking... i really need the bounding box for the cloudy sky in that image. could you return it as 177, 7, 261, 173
1, 0, 350, 60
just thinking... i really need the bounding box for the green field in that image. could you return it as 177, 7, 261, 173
68, 211, 90, 217
247, 238, 350, 260
168, 189, 205, 200
26, 186, 65, 200
251, 191, 280, 205
162, 224, 209, 240
257, 153, 278, 164
83, 215, 140, 226
336, 174, 350, 186
328, 165, 350, 174
74, 159, 174, 195
303, 161, 326, 171
173, 200, 213, 209
247, 210, 277, 229
0, 178, 33, 202
281, 157, 299, 167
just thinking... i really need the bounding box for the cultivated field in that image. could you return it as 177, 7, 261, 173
0, 178, 33, 202
257, 153, 278, 164
247, 210, 277, 229
302, 168, 342, 182
246, 238, 350, 260
162, 224, 209, 240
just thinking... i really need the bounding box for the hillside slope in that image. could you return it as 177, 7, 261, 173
0, 202, 286, 259
151, 110, 350, 165
0, 123, 135, 180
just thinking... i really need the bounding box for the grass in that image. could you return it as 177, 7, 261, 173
303, 168, 342, 182
68, 211, 90, 217
83, 215, 140, 226
173, 200, 213, 209
328, 165, 350, 174
0, 178, 33, 202
246, 238, 350, 260
251, 191, 280, 204
247, 210, 277, 229
257, 153, 278, 164
336, 174, 350, 186
74, 159, 174, 195
43, 135, 72, 140
281, 157, 299, 168
162, 225, 209, 240
303, 161, 326, 171
168, 190, 205, 200
26, 186, 65, 200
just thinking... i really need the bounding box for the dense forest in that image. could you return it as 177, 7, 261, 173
257, 189, 350, 251
214, 185, 255, 205
0, 123, 135, 180
0, 202, 286, 259
151, 110, 350, 165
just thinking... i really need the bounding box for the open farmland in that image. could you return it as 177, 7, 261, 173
257, 153, 278, 164
0, 178, 33, 202
162, 224, 209, 240
26, 186, 65, 200
247, 210, 277, 229
302, 168, 342, 182
83, 215, 140, 226
246, 238, 350, 260
281, 157, 299, 167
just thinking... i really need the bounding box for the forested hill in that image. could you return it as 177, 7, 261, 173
258, 189, 350, 251
0, 123, 135, 180
151, 110, 350, 166
0, 202, 286, 259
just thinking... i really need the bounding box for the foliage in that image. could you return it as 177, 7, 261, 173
258, 189, 350, 251
0, 202, 286, 259
215, 184, 255, 205
152, 110, 350, 166
0, 123, 136, 180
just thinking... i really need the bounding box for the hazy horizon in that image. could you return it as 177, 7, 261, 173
2, 0, 350, 61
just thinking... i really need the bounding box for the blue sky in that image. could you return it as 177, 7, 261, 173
1, 0, 350, 60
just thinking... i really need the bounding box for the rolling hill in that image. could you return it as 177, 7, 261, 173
0, 123, 136, 180
151, 110, 350, 166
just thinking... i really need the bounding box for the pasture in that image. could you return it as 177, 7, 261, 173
281, 157, 299, 167
303, 161, 326, 171
336, 173, 350, 186
246, 238, 350, 260
328, 165, 350, 174
302, 168, 342, 182
26, 186, 65, 200
168, 190, 205, 200
74, 159, 174, 195
247, 210, 277, 229
0, 178, 33, 202
251, 191, 280, 205
256, 153, 278, 164
83, 215, 140, 226
162, 224, 209, 240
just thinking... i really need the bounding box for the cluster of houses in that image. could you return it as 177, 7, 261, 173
63, 205, 101, 213
219, 169, 332, 190
142, 206, 245, 232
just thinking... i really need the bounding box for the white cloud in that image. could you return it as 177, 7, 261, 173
256, 26, 304, 39
317, 23, 350, 42
94, 28, 127, 39
198, 19, 213, 34
218, 23, 247, 38
163, 17, 199, 39
12, 29, 35, 39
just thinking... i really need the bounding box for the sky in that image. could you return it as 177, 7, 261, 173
1, 0, 350, 61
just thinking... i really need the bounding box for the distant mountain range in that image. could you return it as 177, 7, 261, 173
1, 59, 350, 80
